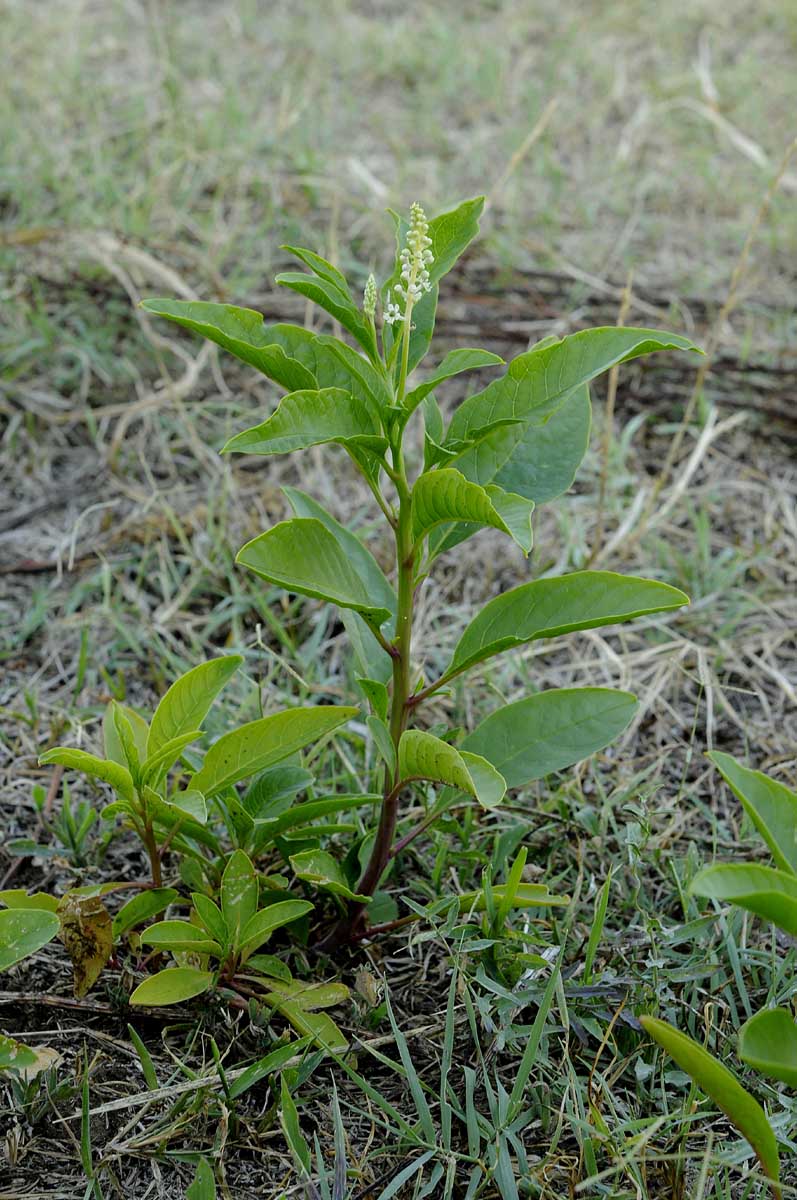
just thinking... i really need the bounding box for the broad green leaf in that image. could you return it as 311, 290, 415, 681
112, 703, 142, 779
290, 849, 369, 903
262, 978, 349, 1011
147, 655, 242, 758
691, 863, 797, 935
243, 764, 314, 819
411, 468, 534, 554
462, 688, 638, 788
143, 787, 209, 837
458, 881, 566, 911
640, 1015, 779, 1186
445, 328, 701, 504
239, 899, 314, 961
190, 706, 356, 797
404, 348, 504, 415
142, 730, 204, 785
0, 889, 60, 913
278, 1001, 349, 1053
276, 270, 378, 360
103, 703, 149, 768
238, 519, 392, 630
0, 1033, 39, 1074
383, 197, 485, 372
709, 750, 797, 875
250, 793, 380, 854
398, 729, 506, 809
166, 789, 207, 824
281, 244, 351, 294
139, 301, 318, 391
221, 849, 259, 942
447, 571, 689, 679
38, 748, 134, 804
284, 487, 396, 683
191, 894, 228, 945
367, 715, 396, 776
357, 677, 389, 721
739, 1008, 797, 1087
129, 966, 213, 1006
0, 908, 60, 971
314, 335, 393, 411
186, 1158, 216, 1200
222, 387, 387, 458
112, 888, 179, 939
141, 920, 222, 956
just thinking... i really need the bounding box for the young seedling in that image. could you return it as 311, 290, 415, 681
141, 197, 696, 946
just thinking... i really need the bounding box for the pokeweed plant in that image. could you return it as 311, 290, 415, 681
139, 196, 696, 947
641, 752, 797, 1196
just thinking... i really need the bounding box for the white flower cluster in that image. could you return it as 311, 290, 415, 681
383, 202, 434, 325
363, 273, 377, 321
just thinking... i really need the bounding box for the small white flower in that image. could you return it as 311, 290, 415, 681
384, 202, 435, 326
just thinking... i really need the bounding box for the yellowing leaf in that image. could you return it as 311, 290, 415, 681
57, 893, 113, 998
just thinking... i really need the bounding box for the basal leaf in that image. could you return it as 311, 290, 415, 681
112, 888, 179, 939
190, 706, 357, 797
139, 301, 318, 391
277, 1001, 349, 1054
411, 468, 534, 554
447, 571, 688, 679
38, 748, 135, 804
238, 899, 314, 962
237, 519, 392, 630
0, 890, 60, 913
739, 1008, 797, 1087
262, 978, 349, 1011
462, 688, 638, 788
691, 863, 797, 935
404, 348, 504, 415
191, 894, 228, 945
0, 908, 60, 972
290, 849, 369, 903
640, 1015, 779, 1186
129, 966, 213, 1007
398, 729, 506, 809
709, 750, 797, 875
141, 920, 222, 957
147, 655, 242, 759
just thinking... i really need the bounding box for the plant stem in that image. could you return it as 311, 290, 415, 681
141, 817, 163, 888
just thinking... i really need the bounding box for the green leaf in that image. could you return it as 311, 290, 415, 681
280, 1073, 312, 1174
221, 849, 259, 943
691, 863, 797, 935
398, 729, 506, 809
447, 571, 689, 679
186, 1158, 216, 1200
191, 894, 228, 945
411, 468, 534, 554
112, 703, 142, 779
140, 920, 222, 956
367, 716, 396, 776
222, 387, 387, 458
190, 705, 356, 797
708, 751, 797, 875
281, 244, 351, 293
142, 731, 204, 785
38, 748, 135, 803
0, 890, 60, 913
147, 655, 242, 759
103, 703, 149, 768
284, 487, 397, 683
250, 793, 380, 853
462, 688, 638, 788
227, 1037, 311, 1100
0, 1033, 40, 1074
243, 764, 315, 819
403, 348, 504, 415
277, 1002, 349, 1053
290, 849, 369, 903
458, 881, 566, 911
139, 301, 318, 391
238, 900, 314, 962
112, 888, 179, 939
0, 908, 60, 971
237, 519, 392, 631
262, 978, 349, 1011
276, 270, 377, 360
640, 1015, 779, 1186
445, 327, 701, 500
129, 966, 213, 1006
357, 677, 389, 721
739, 1008, 797, 1087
